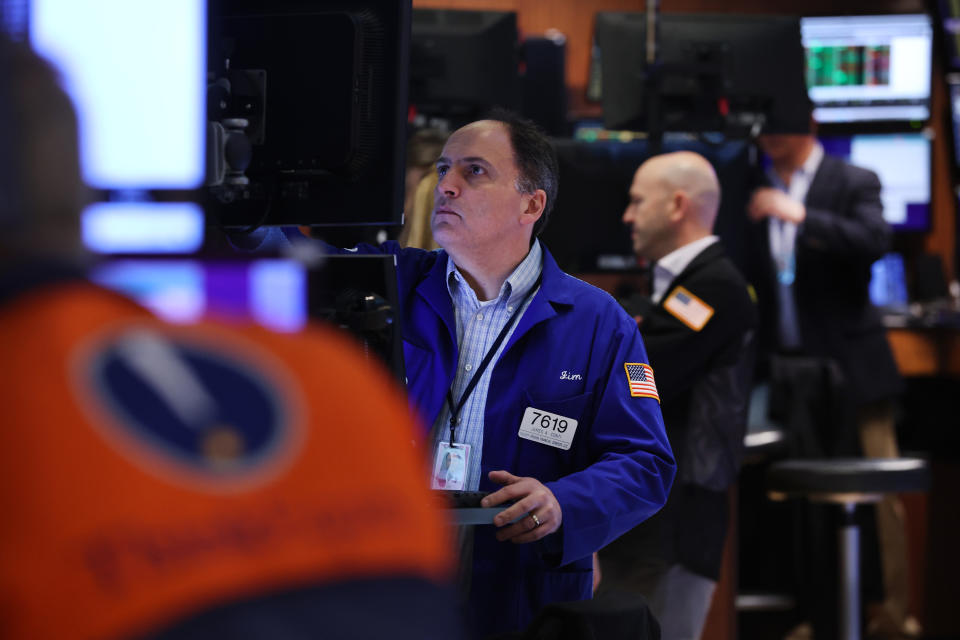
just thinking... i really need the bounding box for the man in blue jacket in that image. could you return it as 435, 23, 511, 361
330, 109, 675, 637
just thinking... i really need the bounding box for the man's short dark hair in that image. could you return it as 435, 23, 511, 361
483, 107, 558, 237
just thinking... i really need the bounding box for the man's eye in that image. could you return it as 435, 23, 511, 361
469, 165, 485, 176
437, 166, 448, 177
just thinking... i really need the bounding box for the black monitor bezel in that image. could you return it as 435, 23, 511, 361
409, 8, 521, 125
206, 0, 410, 231
594, 11, 810, 137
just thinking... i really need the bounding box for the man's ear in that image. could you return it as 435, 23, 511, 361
668, 190, 688, 223
520, 189, 547, 228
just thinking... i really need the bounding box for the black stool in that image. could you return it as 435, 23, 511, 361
737, 386, 795, 628
737, 426, 796, 625
766, 458, 929, 640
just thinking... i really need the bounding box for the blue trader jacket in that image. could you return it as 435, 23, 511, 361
343, 241, 675, 636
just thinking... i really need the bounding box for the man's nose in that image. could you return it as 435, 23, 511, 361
437, 172, 460, 198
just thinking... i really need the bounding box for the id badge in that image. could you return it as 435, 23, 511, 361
431, 442, 471, 490
518, 406, 578, 450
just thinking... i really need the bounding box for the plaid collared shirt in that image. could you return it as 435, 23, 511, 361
431, 240, 543, 490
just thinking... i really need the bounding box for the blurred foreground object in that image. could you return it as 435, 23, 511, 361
0, 34, 460, 640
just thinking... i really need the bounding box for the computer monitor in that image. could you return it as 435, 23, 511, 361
90, 258, 308, 331
869, 252, 909, 308
594, 12, 809, 136
90, 254, 405, 382
206, 0, 410, 230
3, 0, 208, 253
82, 202, 206, 255
410, 9, 520, 125
3, 0, 408, 378
819, 132, 931, 231
521, 34, 568, 136
24, 0, 206, 190
801, 14, 932, 124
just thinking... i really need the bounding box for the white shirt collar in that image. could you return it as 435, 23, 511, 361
652, 235, 719, 303
445, 239, 543, 306
768, 141, 824, 203
801, 141, 824, 178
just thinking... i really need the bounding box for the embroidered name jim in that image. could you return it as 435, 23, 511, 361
560, 371, 582, 381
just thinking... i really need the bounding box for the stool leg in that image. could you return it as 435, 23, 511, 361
839, 502, 860, 640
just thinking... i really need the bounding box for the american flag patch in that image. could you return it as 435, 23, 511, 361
624, 363, 659, 401
663, 286, 714, 332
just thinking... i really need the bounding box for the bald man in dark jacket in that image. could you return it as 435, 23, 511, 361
599, 151, 758, 640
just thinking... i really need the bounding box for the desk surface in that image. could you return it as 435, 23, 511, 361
886, 327, 960, 377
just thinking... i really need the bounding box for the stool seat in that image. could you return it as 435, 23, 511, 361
767, 457, 929, 497
765, 457, 930, 640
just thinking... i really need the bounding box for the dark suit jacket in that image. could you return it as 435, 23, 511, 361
606, 241, 757, 580
636, 242, 758, 410
746, 153, 903, 409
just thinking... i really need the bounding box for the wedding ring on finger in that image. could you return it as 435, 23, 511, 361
530, 513, 542, 528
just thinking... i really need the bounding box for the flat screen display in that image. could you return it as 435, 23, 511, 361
595, 12, 809, 135
82, 202, 205, 254
801, 14, 932, 123
90, 259, 308, 332
819, 132, 931, 231
28, 0, 206, 189
869, 252, 909, 307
